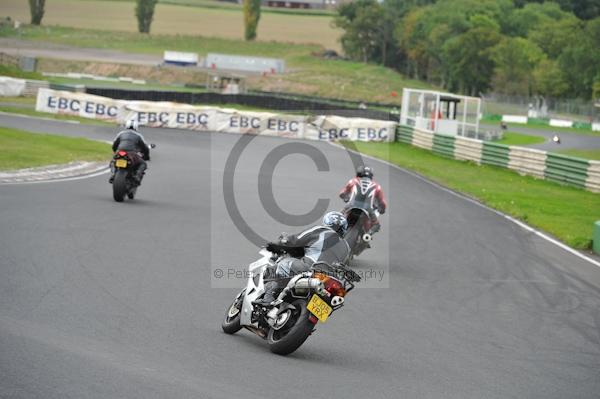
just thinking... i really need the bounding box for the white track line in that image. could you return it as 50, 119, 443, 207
333, 142, 600, 269
0, 167, 109, 185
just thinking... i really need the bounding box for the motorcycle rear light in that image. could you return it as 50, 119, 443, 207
324, 278, 346, 298
118, 150, 127, 156
308, 314, 318, 324
313, 272, 346, 297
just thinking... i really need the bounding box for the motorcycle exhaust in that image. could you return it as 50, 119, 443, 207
293, 278, 324, 294
331, 296, 344, 307
362, 233, 372, 242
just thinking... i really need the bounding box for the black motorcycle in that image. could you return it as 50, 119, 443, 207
110, 144, 155, 202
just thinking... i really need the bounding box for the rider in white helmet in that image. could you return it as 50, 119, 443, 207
109, 119, 150, 184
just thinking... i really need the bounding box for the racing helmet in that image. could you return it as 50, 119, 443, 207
356, 165, 373, 178
125, 119, 139, 131
322, 211, 348, 235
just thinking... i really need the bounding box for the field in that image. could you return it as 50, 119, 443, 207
1, 0, 341, 51
0, 126, 111, 170
0, 25, 432, 104
344, 141, 600, 249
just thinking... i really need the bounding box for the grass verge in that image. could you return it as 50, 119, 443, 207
0, 126, 111, 170
497, 131, 545, 146
556, 149, 600, 161
342, 141, 599, 249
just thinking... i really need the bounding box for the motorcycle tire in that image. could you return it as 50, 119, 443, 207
221, 289, 245, 334
344, 224, 361, 257
267, 299, 313, 356
112, 170, 128, 202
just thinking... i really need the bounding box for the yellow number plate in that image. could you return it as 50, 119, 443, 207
115, 159, 128, 168
307, 294, 332, 323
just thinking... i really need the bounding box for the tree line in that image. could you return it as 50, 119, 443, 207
334, 0, 600, 99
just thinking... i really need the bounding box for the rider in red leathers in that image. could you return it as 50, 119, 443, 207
339, 166, 387, 235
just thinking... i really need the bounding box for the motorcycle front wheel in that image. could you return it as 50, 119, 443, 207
221, 289, 245, 334
267, 299, 313, 356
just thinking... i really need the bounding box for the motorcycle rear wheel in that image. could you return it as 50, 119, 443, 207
267, 299, 313, 356
112, 170, 128, 202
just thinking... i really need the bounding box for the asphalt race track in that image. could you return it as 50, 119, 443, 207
1, 114, 600, 399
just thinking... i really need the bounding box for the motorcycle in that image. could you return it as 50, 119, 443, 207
221, 249, 361, 355
110, 144, 155, 202
343, 207, 379, 259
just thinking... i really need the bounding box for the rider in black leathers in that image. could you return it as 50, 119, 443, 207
254, 211, 350, 306
110, 120, 150, 185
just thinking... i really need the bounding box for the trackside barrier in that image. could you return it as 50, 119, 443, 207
396, 124, 600, 193
35, 88, 395, 142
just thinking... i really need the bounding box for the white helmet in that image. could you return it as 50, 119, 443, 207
125, 119, 139, 131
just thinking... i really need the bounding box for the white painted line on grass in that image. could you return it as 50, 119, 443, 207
333, 142, 600, 269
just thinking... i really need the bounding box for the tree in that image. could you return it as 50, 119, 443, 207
334, 0, 388, 64
442, 18, 502, 95
243, 0, 261, 41
491, 37, 544, 95
28, 0, 45, 25
135, 0, 158, 34
533, 59, 569, 97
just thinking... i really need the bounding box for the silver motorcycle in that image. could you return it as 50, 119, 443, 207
221, 249, 361, 355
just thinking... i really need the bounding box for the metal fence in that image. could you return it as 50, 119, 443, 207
85, 88, 398, 121
481, 93, 596, 123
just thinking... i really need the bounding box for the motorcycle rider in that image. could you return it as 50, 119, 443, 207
339, 165, 387, 234
254, 211, 350, 306
109, 119, 150, 185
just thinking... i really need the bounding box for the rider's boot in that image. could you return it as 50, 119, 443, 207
253, 280, 286, 307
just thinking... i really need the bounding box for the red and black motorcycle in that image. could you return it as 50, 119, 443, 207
342, 207, 378, 259
110, 143, 155, 202
110, 150, 141, 202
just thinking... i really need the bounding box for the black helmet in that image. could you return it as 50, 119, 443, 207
356, 165, 373, 178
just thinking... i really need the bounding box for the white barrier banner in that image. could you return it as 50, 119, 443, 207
549, 118, 573, 128
0, 76, 26, 96
307, 115, 395, 142
593, 122, 600, 132
36, 88, 125, 121
36, 89, 396, 142
502, 115, 528, 124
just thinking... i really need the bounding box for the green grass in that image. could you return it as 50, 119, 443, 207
342, 141, 600, 249
556, 149, 600, 161
0, 126, 111, 170
46, 77, 208, 93
0, 25, 431, 104
497, 131, 545, 146
0, 64, 44, 80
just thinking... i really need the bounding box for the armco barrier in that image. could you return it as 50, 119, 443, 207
85, 88, 395, 121
544, 153, 588, 188
397, 125, 600, 193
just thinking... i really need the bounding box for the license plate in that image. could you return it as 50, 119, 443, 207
307, 294, 332, 323
115, 159, 127, 168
